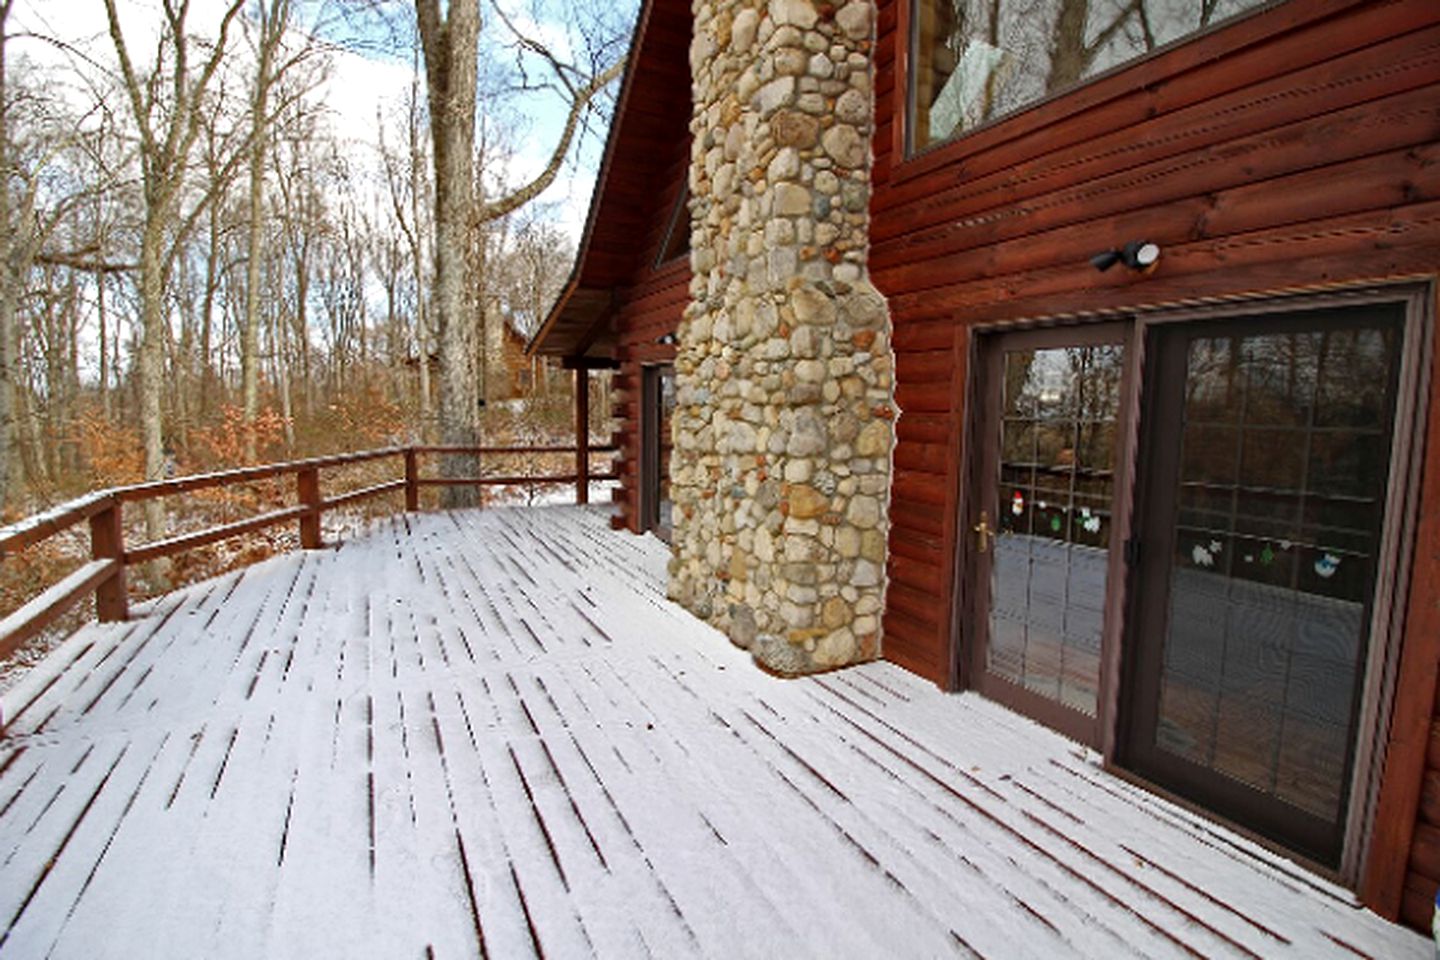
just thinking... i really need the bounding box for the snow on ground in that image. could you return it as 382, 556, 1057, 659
0, 506, 1426, 958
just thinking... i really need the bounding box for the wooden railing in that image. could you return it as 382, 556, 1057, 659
0, 444, 617, 661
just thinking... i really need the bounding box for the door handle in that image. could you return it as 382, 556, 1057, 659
974, 510, 997, 554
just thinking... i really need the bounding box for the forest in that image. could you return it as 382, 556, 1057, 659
0, 0, 632, 633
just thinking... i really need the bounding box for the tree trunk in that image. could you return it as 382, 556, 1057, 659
1047, 0, 1091, 93
294, 251, 312, 420
0, 269, 15, 509
138, 213, 169, 540
98, 272, 111, 419
406, 78, 432, 440
0, 1, 14, 508
104, 0, 247, 554
416, 0, 482, 506
242, 1, 287, 461
200, 208, 219, 418
1047, 0, 1140, 93
65, 280, 80, 474
273, 301, 293, 448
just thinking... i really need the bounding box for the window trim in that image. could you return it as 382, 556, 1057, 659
653, 185, 691, 270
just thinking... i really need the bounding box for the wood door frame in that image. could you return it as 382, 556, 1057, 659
1121, 302, 1411, 868
951, 280, 1433, 889
640, 363, 674, 539
1113, 283, 1433, 886
958, 321, 1137, 749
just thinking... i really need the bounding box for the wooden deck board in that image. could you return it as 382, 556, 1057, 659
0, 506, 1427, 959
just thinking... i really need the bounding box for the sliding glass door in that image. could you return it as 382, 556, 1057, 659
965, 298, 1412, 868
1122, 304, 1404, 866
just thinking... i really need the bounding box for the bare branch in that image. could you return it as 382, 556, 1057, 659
477, 55, 623, 223
1085, 0, 1144, 60
487, 0, 578, 99
34, 249, 136, 275
102, 0, 155, 154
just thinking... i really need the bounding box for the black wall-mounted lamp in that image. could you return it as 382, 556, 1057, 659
1090, 241, 1161, 273
656, 332, 678, 346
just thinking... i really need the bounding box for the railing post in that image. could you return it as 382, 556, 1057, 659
576, 369, 590, 506
404, 449, 419, 512
89, 497, 128, 622
298, 467, 322, 549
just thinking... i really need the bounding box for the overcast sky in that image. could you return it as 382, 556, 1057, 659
6, 0, 639, 240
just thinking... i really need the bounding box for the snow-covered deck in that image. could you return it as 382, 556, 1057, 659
0, 506, 1425, 958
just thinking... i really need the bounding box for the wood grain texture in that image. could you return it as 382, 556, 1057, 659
870, 0, 1440, 686
0, 506, 1419, 956
1361, 284, 1440, 922
871, 0, 1440, 919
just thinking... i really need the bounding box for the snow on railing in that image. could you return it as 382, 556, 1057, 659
0, 443, 617, 690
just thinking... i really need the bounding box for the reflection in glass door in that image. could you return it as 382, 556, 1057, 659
969, 326, 1127, 744
1124, 304, 1405, 867
642, 365, 675, 540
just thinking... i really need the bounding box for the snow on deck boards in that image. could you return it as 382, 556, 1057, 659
0, 507, 1424, 960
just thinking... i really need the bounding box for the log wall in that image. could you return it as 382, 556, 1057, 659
607, 146, 688, 533
868, 0, 1440, 923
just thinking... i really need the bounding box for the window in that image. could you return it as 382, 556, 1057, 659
909, 0, 1277, 153
655, 187, 691, 267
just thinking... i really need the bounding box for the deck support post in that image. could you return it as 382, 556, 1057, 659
298, 468, 322, 549
404, 449, 419, 512
89, 499, 128, 622
576, 369, 590, 506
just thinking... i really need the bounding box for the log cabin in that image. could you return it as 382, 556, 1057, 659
529, 0, 1440, 932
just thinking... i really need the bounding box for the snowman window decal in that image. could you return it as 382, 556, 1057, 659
1192, 539, 1223, 568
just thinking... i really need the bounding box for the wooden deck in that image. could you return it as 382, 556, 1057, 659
0, 507, 1425, 958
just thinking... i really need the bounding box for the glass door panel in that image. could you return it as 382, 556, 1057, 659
642, 365, 676, 540
657, 369, 675, 536
1124, 305, 1404, 865
970, 327, 1127, 743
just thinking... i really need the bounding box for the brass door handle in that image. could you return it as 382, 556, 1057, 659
974, 510, 996, 554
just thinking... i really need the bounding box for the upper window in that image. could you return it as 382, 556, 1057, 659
909, 0, 1277, 154
655, 186, 691, 267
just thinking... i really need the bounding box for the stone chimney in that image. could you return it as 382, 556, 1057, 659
669, 0, 897, 675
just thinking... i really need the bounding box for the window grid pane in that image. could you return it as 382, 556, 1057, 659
989, 344, 1122, 717
1156, 324, 1399, 821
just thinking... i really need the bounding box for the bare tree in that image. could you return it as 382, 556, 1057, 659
0, 5, 118, 505
378, 62, 434, 435
103, 0, 247, 538
413, 0, 623, 506
0, 0, 627, 526
1047, 0, 1143, 93
240, 0, 320, 460
196, 105, 244, 420
413, 0, 481, 505
272, 103, 324, 426
0, 0, 20, 505
496, 218, 571, 398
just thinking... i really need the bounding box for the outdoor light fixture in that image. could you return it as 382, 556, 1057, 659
656, 332, 678, 346
1090, 241, 1161, 273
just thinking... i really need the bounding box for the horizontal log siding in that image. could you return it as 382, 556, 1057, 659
609, 145, 689, 533
869, 0, 1440, 923
1403, 695, 1440, 927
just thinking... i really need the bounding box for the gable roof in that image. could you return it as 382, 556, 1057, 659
526, 0, 691, 359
